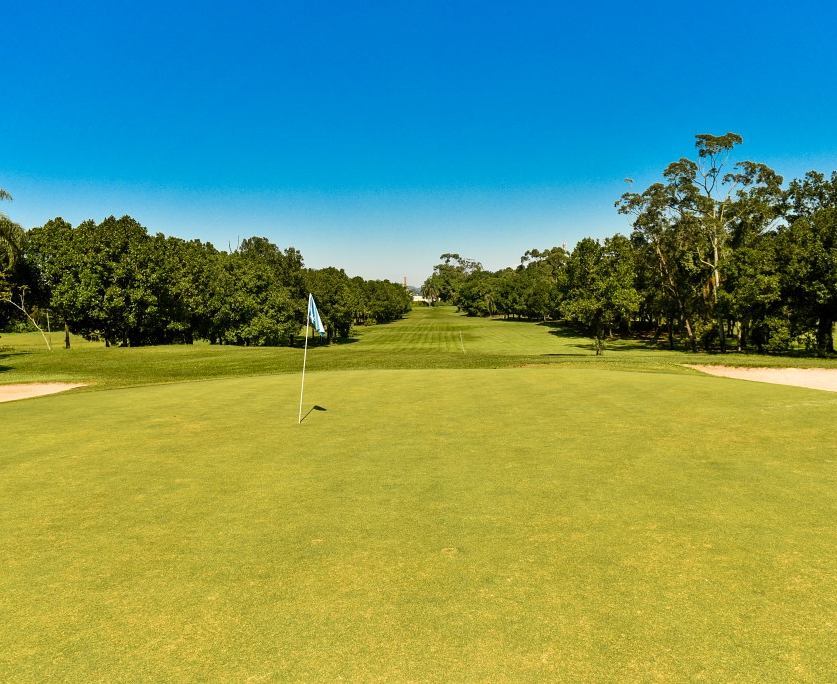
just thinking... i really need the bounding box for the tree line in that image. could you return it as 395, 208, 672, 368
422, 134, 837, 356
0, 210, 411, 347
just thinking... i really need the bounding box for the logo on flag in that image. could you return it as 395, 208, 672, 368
307, 293, 326, 336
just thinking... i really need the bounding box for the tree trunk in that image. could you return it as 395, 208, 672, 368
595, 324, 604, 356
654, 241, 696, 351
64, 321, 71, 349
683, 317, 697, 352
738, 319, 749, 353
816, 317, 834, 356
651, 321, 661, 343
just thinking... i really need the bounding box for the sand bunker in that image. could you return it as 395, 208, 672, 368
0, 383, 87, 403
687, 365, 837, 393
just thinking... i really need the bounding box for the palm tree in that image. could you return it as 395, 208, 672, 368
421, 280, 440, 306
0, 188, 23, 269
0, 188, 48, 347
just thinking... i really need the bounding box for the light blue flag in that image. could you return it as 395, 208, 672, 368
307, 293, 326, 336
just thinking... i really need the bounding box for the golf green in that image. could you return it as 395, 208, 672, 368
2, 365, 835, 680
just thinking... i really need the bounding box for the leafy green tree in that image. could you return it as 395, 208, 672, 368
362, 279, 411, 323
22, 217, 76, 346
776, 208, 837, 355
82, 215, 157, 346
723, 234, 782, 352
618, 133, 782, 351
722, 163, 785, 351
209, 252, 301, 346
238, 236, 306, 301
618, 178, 702, 350
495, 268, 525, 318
785, 171, 837, 221
306, 267, 357, 340
457, 270, 499, 317
156, 237, 220, 344
562, 236, 640, 355
424, 254, 482, 306
514, 248, 565, 320
16, 151, 837, 360
777, 171, 837, 355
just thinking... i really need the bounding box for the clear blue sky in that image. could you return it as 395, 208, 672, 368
2, 1, 836, 284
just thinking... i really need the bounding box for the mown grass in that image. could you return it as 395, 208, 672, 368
2, 306, 835, 390
2, 367, 835, 680
2, 306, 836, 680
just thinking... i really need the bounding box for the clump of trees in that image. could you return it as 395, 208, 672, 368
5, 132, 837, 356
423, 134, 837, 356
1, 211, 411, 347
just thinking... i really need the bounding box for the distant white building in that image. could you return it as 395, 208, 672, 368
403, 276, 429, 303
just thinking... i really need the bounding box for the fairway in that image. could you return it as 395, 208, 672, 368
2, 309, 836, 681
3, 307, 835, 391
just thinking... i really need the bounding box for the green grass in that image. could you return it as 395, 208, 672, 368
2, 306, 835, 390
2, 307, 836, 680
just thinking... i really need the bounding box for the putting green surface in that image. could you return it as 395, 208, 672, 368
3, 365, 836, 681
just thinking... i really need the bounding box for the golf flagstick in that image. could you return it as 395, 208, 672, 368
298, 293, 327, 424
298, 295, 311, 424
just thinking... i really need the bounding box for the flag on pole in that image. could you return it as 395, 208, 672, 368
299, 293, 325, 424
307, 293, 326, 336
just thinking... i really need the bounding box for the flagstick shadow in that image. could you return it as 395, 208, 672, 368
300, 405, 327, 423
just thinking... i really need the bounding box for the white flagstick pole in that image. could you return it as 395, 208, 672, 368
298, 295, 311, 424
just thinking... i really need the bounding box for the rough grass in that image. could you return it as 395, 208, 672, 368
2, 307, 836, 680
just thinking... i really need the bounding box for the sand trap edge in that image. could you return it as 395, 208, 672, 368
0, 383, 88, 404
685, 365, 837, 393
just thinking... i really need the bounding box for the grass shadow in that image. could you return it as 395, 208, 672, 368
0, 350, 25, 374
331, 337, 360, 345
602, 341, 663, 352
535, 322, 664, 353
491, 316, 547, 324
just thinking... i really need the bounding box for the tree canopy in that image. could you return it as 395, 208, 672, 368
5, 133, 837, 356
421, 134, 837, 356
15, 216, 410, 347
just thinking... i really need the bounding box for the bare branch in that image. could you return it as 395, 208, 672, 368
2, 287, 53, 351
